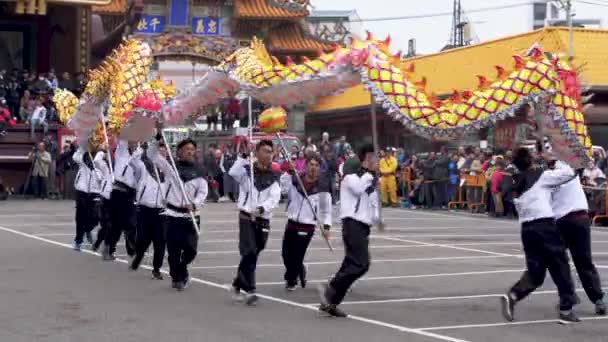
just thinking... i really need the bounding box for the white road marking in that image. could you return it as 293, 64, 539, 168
190, 255, 516, 270
418, 315, 608, 331
256, 269, 525, 286
391, 233, 520, 238
334, 287, 608, 305
376, 236, 518, 258
0, 224, 470, 342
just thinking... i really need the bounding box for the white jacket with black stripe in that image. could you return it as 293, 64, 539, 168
131, 155, 166, 209
73, 147, 102, 195
229, 156, 281, 220
148, 140, 208, 217
281, 172, 332, 227
514, 161, 576, 224
93, 151, 113, 200
339, 171, 379, 226
112, 140, 141, 191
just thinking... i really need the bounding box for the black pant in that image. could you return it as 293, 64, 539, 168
74, 191, 89, 244
104, 189, 136, 256
510, 218, 576, 310
232, 214, 270, 293
557, 212, 604, 303
328, 218, 371, 305
74, 191, 100, 244
282, 222, 314, 286
133, 206, 166, 271
165, 215, 199, 282
432, 180, 447, 207
33, 175, 47, 198
93, 198, 111, 250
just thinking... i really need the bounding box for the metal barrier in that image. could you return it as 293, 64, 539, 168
588, 184, 607, 225
448, 173, 486, 211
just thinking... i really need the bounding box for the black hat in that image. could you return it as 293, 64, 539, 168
177, 138, 196, 150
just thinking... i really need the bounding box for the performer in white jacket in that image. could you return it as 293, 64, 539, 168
129, 142, 168, 280
280, 154, 332, 291
229, 139, 281, 305
92, 147, 113, 252
549, 157, 606, 316
102, 139, 141, 261
72, 145, 102, 251
318, 144, 379, 317
149, 132, 208, 291
501, 148, 579, 323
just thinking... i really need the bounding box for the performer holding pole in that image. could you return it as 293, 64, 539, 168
129, 142, 168, 280
280, 153, 332, 291
228, 138, 281, 305
500, 147, 580, 323
149, 124, 207, 291
318, 144, 379, 317
101, 139, 140, 261
72, 143, 101, 251
92, 144, 113, 252
548, 154, 606, 315
276, 132, 333, 251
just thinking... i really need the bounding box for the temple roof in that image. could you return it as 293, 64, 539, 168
233, 0, 308, 19
266, 23, 334, 53
92, 0, 126, 14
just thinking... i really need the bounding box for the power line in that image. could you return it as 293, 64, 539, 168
573, 0, 608, 6
350, 2, 534, 23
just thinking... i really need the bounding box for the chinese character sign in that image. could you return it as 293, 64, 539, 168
191, 17, 221, 36
135, 15, 165, 34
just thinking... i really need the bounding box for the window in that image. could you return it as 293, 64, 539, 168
549, 4, 560, 19
533, 3, 547, 21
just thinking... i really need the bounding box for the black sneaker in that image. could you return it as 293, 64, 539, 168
244, 292, 258, 306
129, 256, 142, 271
151, 270, 163, 280
319, 304, 348, 318
558, 310, 581, 324
317, 282, 331, 305
299, 265, 308, 289
101, 246, 115, 261
85, 232, 94, 245
183, 277, 190, 289
596, 300, 607, 316
500, 294, 515, 322
285, 284, 297, 292
230, 285, 244, 303
175, 281, 186, 292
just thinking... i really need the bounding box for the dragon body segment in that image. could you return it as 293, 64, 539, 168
54, 34, 590, 166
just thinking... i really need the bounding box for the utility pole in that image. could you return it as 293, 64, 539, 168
556, 0, 574, 60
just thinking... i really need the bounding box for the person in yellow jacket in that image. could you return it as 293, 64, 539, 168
379, 147, 399, 207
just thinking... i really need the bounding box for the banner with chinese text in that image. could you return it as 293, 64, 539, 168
191, 17, 220, 36
135, 15, 165, 34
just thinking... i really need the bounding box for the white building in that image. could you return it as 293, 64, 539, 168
307, 9, 364, 44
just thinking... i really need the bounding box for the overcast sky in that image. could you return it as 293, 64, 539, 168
310, 0, 608, 54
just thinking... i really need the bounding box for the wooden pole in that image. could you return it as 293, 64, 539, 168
370, 93, 385, 231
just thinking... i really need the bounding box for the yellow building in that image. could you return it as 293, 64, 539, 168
307, 27, 608, 148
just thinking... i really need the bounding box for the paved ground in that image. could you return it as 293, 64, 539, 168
1, 200, 608, 342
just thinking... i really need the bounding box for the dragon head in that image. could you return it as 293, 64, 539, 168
553, 54, 581, 103
345, 32, 399, 69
